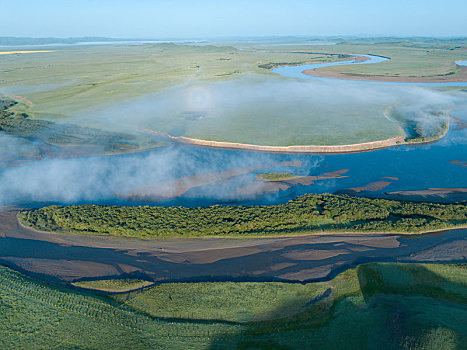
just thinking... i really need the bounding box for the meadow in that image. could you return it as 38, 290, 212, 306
1, 262, 466, 349
1, 43, 338, 122
1, 39, 461, 149
19, 193, 467, 238
255, 37, 467, 80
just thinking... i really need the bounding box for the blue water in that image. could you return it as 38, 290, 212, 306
272, 54, 467, 87
3, 117, 465, 208
1, 53, 466, 207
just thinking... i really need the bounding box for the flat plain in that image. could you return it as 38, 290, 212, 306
1, 37, 467, 350
2, 38, 464, 149
1, 262, 466, 349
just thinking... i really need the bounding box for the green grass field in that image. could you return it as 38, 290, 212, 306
253, 38, 467, 79
1, 262, 466, 349
1, 39, 460, 148
1, 44, 338, 122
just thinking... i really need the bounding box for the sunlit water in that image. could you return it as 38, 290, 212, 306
1, 53, 466, 207
272, 54, 467, 87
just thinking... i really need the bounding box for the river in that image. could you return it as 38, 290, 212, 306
272, 54, 467, 87
1, 52, 466, 285
0, 209, 466, 285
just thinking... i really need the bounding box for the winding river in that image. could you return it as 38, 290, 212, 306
0, 52, 466, 286
0, 209, 466, 285
272, 54, 467, 87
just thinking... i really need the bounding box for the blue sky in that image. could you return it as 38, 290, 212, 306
1, 0, 466, 38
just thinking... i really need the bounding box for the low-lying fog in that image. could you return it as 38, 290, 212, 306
74, 75, 459, 142
1, 75, 466, 206
0, 146, 323, 206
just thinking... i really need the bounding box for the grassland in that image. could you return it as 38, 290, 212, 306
257, 38, 467, 80
1, 262, 466, 349
0, 43, 339, 123
19, 193, 467, 238
1, 39, 458, 148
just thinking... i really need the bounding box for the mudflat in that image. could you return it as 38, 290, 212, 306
1, 209, 465, 284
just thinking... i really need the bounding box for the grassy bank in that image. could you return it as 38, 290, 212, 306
0, 98, 163, 155
1, 262, 466, 349
289, 38, 467, 80
18, 193, 467, 238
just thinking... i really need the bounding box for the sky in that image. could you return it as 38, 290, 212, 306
1, 0, 466, 38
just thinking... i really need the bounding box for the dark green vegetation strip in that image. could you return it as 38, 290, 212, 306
0, 99, 161, 153
257, 172, 297, 180
258, 54, 350, 69
19, 194, 467, 238
1, 263, 466, 349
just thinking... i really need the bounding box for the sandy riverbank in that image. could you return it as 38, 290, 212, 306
0, 50, 54, 55
303, 63, 467, 83
144, 129, 406, 154
1, 209, 466, 284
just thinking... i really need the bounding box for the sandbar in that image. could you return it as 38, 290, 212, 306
0, 50, 54, 55
1, 209, 466, 285
144, 129, 406, 154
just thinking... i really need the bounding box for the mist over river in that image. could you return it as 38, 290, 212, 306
0, 107, 466, 207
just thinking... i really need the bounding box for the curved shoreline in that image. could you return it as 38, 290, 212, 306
1, 209, 467, 286
141, 51, 453, 155
70, 280, 155, 294
16, 208, 467, 240
144, 129, 407, 154
301, 56, 467, 83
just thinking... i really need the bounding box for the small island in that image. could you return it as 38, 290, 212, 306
256, 172, 299, 181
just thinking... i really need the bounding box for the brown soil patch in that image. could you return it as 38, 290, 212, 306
1, 209, 466, 284
234, 168, 349, 199
233, 181, 292, 199
386, 188, 467, 198
122, 160, 301, 202
450, 160, 467, 167
342, 181, 392, 194
283, 249, 347, 261
451, 117, 467, 131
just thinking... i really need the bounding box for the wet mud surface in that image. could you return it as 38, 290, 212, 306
0, 209, 465, 285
